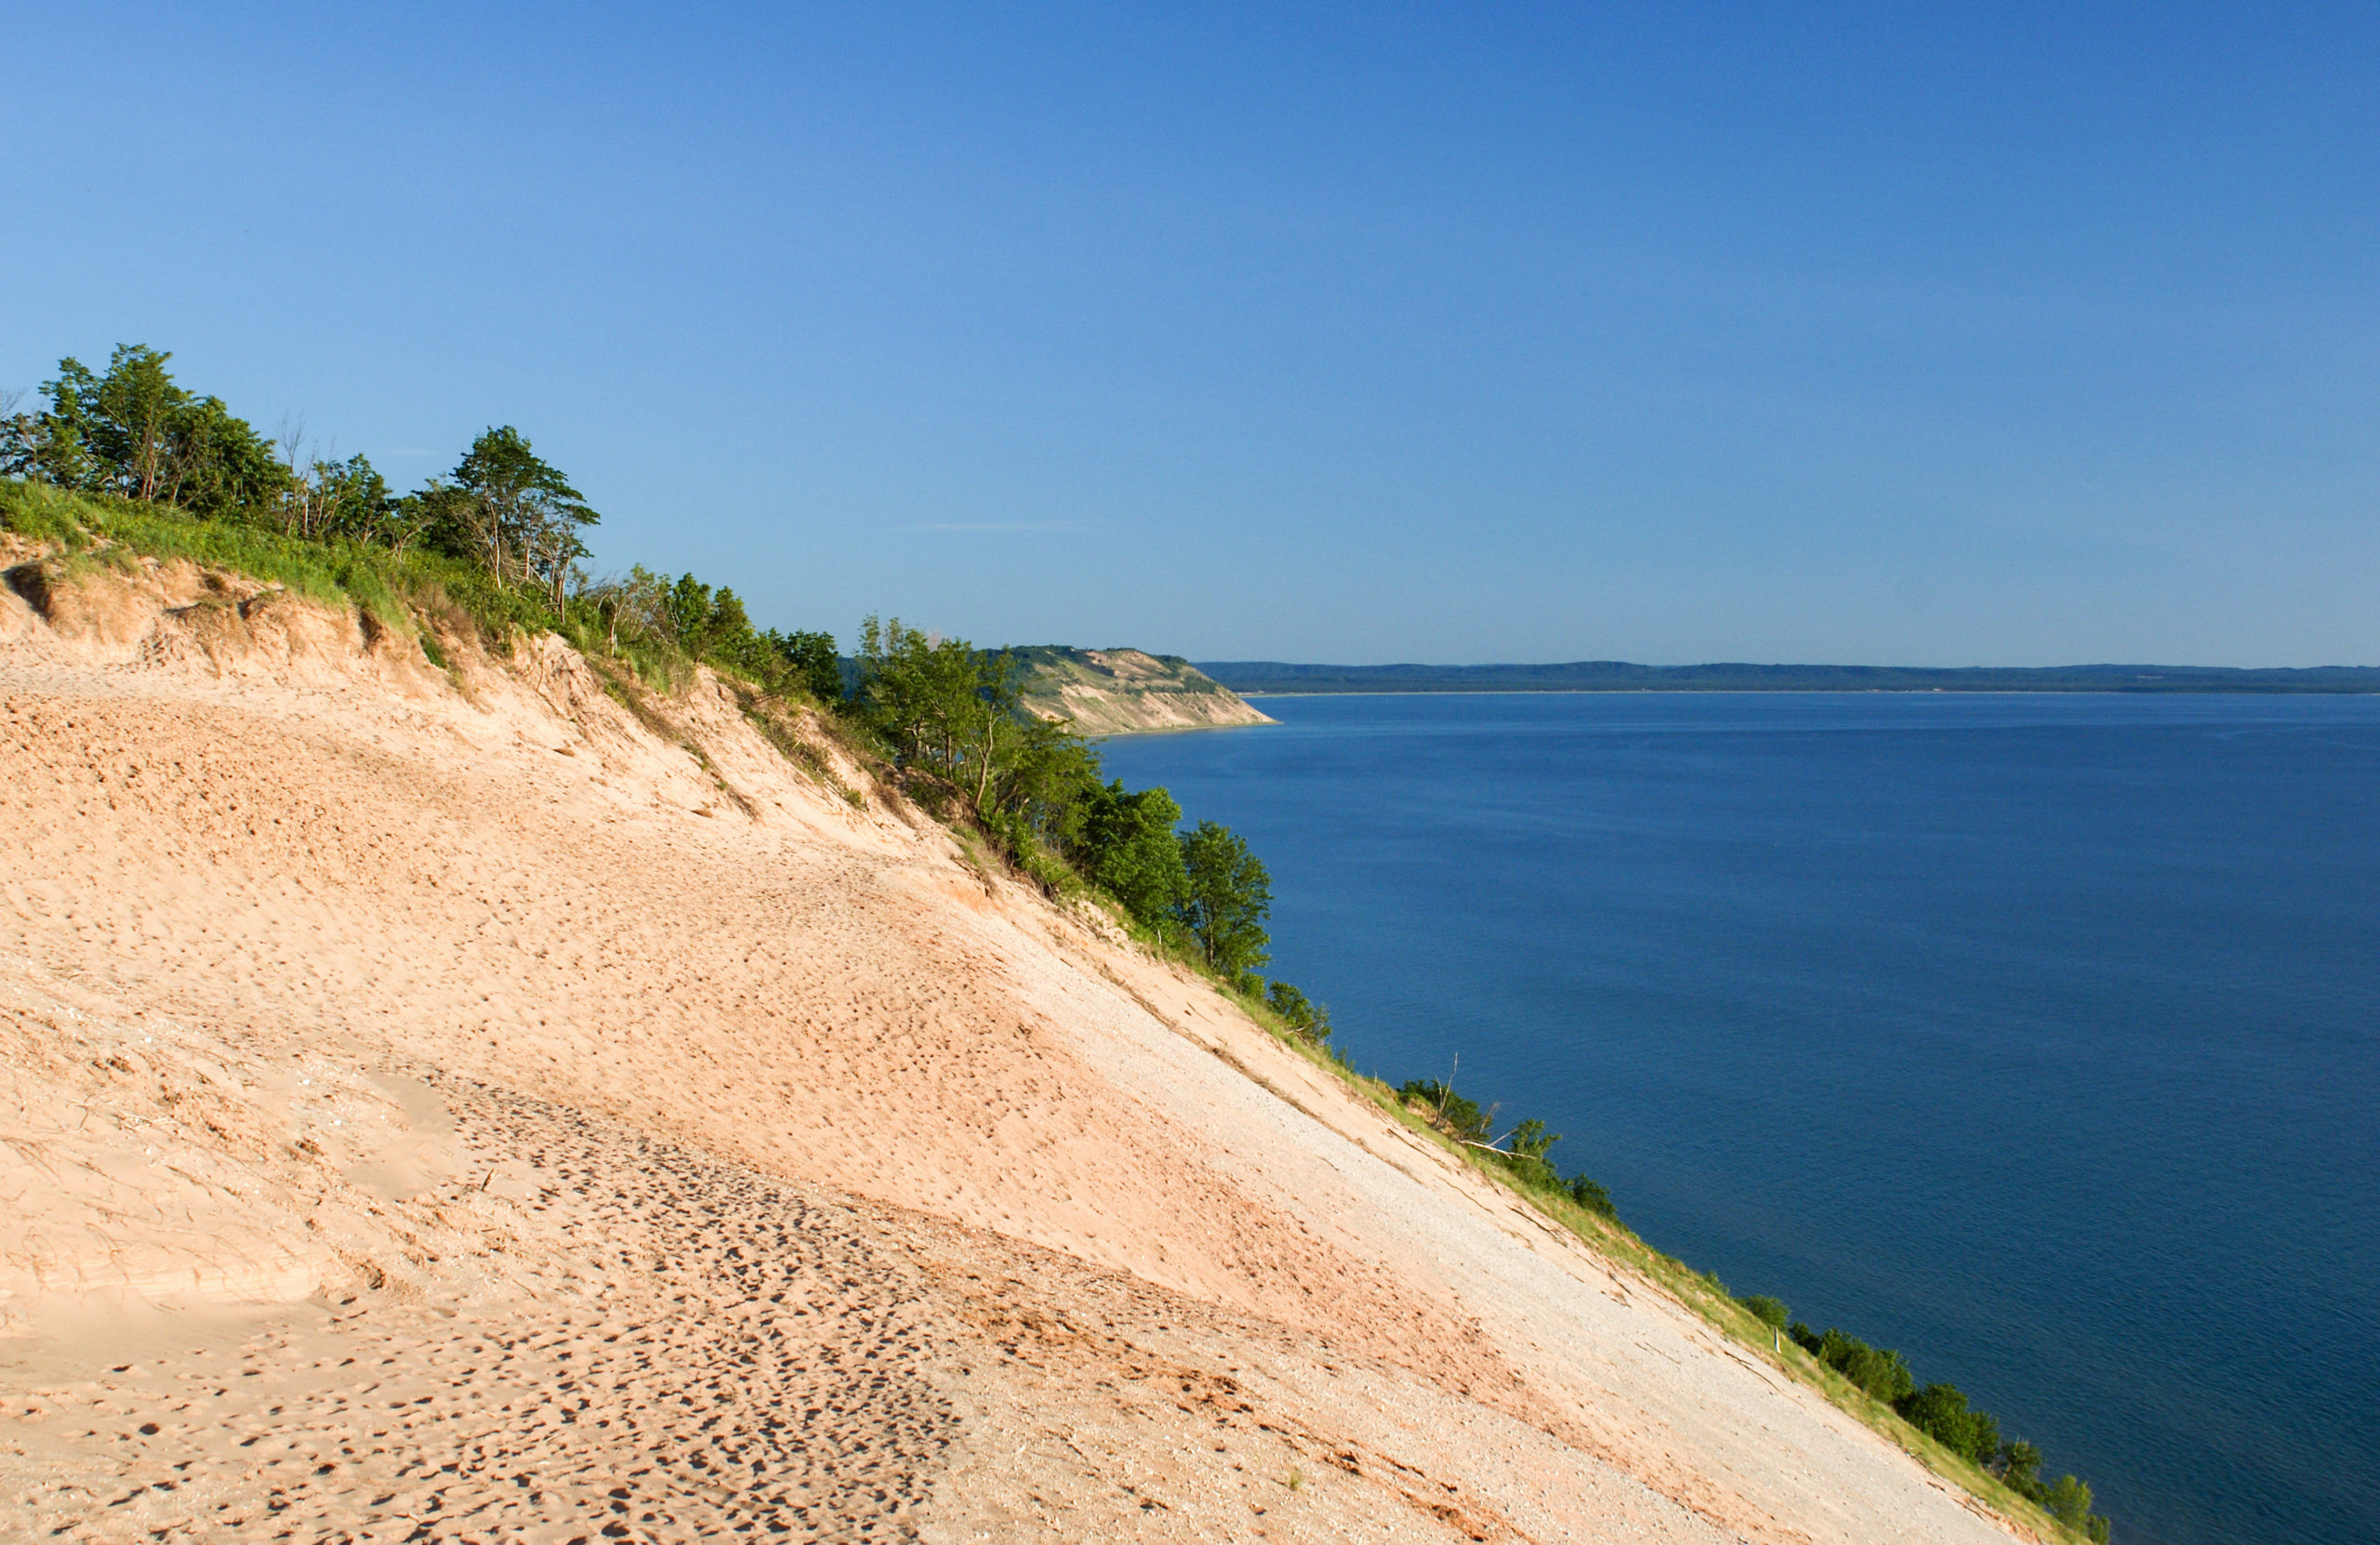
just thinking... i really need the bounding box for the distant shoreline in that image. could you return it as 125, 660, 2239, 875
1198, 661, 2380, 696
1231, 686, 2378, 698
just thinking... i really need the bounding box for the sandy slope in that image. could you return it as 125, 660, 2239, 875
1012, 648, 1275, 735
0, 548, 2030, 1543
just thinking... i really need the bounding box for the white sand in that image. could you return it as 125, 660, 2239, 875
0, 546, 2035, 1543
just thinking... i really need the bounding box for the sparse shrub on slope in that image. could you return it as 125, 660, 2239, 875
1760, 1314, 2110, 1538
1739, 1294, 1790, 1330
1897, 1382, 2002, 1467
1792, 1326, 1916, 1403
1398, 1078, 1489, 1142
1262, 981, 1331, 1043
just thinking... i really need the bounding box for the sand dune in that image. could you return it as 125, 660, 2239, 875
0, 548, 2032, 1542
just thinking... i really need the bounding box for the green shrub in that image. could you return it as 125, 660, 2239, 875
1398, 1078, 1488, 1141
2043, 1475, 2093, 1530
1263, 981, 1331, 1042
1495, 1149, 1563, 1192
1895, 1382, 2001, 1466
1740, 1294, 1790, 1329
1810, 1328, 1915, 1402
1997, 1438, 2043, 1493
1567, 1173, 1618, 1217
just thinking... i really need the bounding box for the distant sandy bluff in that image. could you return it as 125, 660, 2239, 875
1013, 645, 1276, 735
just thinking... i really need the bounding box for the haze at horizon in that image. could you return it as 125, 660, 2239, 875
5, 2, 2374, 667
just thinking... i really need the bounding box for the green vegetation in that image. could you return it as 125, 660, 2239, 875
0, 340, 1324, 1027
846, 617, 1298, 995
1723, 1315, 2110, 1540
1371, 1050, 2111, 1540
1739, 1294, 1790, 1329
3, 341, 2110, 1545
1078, 782, 1190, 922
1397, 1077, 1489, 1141
1, 345, 866, 712
1379, 1049, 2109, 1539
1177, 820, 1273, 984
1261, 981, 1330, 1042
1394, 1076, 1617, 1215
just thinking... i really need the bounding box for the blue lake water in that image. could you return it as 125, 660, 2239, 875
1095, 693, 2380, 1545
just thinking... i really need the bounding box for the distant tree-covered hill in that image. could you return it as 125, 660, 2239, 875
1194, 661, 2380, 694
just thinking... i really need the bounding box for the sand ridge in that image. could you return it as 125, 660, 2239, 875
1, 558, 2035, 1543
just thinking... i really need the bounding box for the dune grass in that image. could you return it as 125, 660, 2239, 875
0, 479, 594, 656
1, 480, 415, 628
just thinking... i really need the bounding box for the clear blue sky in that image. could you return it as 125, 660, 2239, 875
7, 3, 2375, 666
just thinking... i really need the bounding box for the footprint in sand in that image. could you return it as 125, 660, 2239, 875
7, 1077, 957, 1544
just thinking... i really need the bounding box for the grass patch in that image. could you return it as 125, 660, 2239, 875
0, 478, 594, 653
0, 481, 93, 548
2, 480, 403, 626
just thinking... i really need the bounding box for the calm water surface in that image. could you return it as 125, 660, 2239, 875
1097, 693, 2380, 1545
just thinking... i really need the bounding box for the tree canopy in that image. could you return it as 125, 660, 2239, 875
442, 426, 600, 609
1178, 819, 1271, 984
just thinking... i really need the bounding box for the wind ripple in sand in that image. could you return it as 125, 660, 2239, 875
8, 1078, 956, 1543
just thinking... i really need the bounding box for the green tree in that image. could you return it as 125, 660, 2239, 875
84, 345, 180, 501
0, 375, 95, 488
445, 426, 598, 606
1814, 1329, 1915, 1402
855, 615, 1099, 827
583, 563, 673, 654
857, 614, 1002, 787
172, 396, 284, 520
1492, 1116, 1565, 1189
6, 346, 283, 520
665, 573, 716, 652
279, 450, 391, 543
768, 628, 844, 704
1076, 781, 1188, 925
1996, 1440, 2043, 1494
1177, 819, 1271, 982
1567, 1173, 1617, 1217
1967, 1407, 2003, 1470
312, 455, 396, 545
1507, 1116, 1559, 1160
979, 718, 1102, 854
